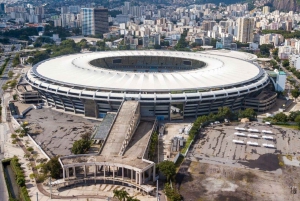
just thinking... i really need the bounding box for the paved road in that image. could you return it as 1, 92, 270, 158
0, 154, 9, 201
0, 122, 9, 201
0, 60, 13, 96
0, 58, 13, 201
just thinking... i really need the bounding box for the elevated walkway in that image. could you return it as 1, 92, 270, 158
100, 101, 140, 156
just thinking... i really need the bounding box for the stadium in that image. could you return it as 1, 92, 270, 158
25, 50, 276, 120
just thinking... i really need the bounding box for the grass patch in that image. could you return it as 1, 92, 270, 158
277, 124, 299, 130
175, 155, 184, 171
278, 154, 285, 167
286, 155, 293, 161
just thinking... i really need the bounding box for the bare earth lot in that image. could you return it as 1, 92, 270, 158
177, 160, 300, 201
23, 108, 98, 157
176, 122, 300, 201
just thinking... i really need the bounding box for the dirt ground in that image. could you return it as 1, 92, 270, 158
176, 122, 300, 201
176, 160, 300, 201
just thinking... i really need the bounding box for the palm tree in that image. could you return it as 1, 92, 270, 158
113, 189, 129, 201
127, 196, 140, 201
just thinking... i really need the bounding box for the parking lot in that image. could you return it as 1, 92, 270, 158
23, 108, 99, 157
190, 122, 300, 170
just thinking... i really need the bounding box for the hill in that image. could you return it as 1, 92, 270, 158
271, 0, 300, 12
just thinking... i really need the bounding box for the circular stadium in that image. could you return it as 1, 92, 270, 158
25, 50, 276, 120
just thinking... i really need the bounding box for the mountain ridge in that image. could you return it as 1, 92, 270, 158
271, 0, 300, 12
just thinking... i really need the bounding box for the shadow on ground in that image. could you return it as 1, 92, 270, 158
238, 153, 280, 171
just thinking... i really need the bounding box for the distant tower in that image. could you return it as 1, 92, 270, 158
81, 8, 108, 36
237, 17, 254, 43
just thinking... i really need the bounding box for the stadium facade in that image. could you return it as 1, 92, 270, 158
25, 50, 277, 120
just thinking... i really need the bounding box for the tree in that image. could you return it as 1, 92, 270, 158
217, 106, 232, 120
12, 54, 20, 67
291, 88, 300, 100
17, 176, 25, 186
259, 44, 273, 57
127, 196, 140, 201
43, 156, 62, 179
164, 183, 181, 201
81, 132, 91, 141
282, 60, 290, 67
11, 133, 17, 138
158, 161, 176, 182
10, 79, 17, 88
289, 111, 300, 121
2, 84, 8, 91
174, 30, 188, 50
33, 41, 43, 48
272, 48, 279, 56
8, 71, 13, 78
295, 115, 300, 129
153, 44, 161, 49
71, 139, 91, 154
273, 112, 288, 122
239, 108, 257, 120
113, 189, 129, 201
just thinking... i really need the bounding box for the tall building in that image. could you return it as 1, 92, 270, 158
81, 8, 108, 36
262, 6, 270, 15
35, 6, 44, 15
237, 17, 254, 43
123, 1, 130, 14
0, 3, 6, 13
286, 20, 293, 31
94, 8, 109, 35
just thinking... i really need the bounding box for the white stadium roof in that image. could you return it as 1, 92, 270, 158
30, 51, 263, 92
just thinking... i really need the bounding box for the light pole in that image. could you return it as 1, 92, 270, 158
156, 179, 159, 201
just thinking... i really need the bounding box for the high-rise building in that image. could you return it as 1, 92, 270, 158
61, 6, 68, 14
0, 3, 6, 13
286, 20, 293, 31
237, 17, 254, 43
123, 1, 130, 15
35, 6, 44, 15
81, 8, 108, 36
94, 8, 109, 35
262, 6, 270, 15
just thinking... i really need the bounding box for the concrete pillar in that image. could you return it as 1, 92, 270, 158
148, 168, 151, 180
131, 169, 133, 182
143, 171, 145, 183
66, 167, 70, 178
94, 165, 97, 184
113, 166, 115, 178
153, 164, 156, 182
122, 167, 124, 180
139, 171, 142, 185
63, 167, 65, 180
104, 165, 106, 180
73, 166, 76, 177
84, 165, 86, 178
135, 171, 138, 184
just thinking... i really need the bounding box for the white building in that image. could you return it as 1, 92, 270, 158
289, 54, 300, 69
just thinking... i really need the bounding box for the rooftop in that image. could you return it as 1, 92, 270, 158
93, 113, 116, 140
29, 51, 263, 92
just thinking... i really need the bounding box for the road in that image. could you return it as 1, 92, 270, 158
0, 155, 8, 201
0, 109, 9, 201
281, 65, 300, 86
0, 58, 13, 96
0, 56, 13, 201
